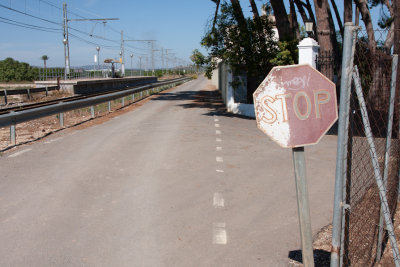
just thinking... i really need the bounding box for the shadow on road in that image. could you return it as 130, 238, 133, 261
151, 89, 254, 120
288, 249, 331, 266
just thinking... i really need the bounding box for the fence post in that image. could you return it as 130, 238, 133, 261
121, 97, 125, 107
108, 101, 111, 113
28, 88, 32, 100
331, 22, 357, 267
3, 90, 7, 105
90, 105, 95, 118
45, 86, 49, 97
298, 37, 319, 68
376, 55, 398, 260
59, 112, 64, 128
10, 121, 16, 145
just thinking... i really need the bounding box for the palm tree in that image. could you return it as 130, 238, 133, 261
41, 55, 49, 69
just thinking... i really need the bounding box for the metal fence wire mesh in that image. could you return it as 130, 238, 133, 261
342, 30, 400, 266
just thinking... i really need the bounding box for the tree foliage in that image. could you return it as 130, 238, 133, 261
190, 49, 206, 70
0, 57, 37, 82
202, 2, 296, 95
41, 55, 49, 69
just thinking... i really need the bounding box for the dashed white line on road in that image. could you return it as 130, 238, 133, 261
216, 138, 222, 142
216, 157, 223, 163
44, 137, 63, 144
213, 193, 225, 208
216, 169, 224, 173
213, 222, 227, 244
8, 148, 32, 158
216, 146, 222, 151
216, 130, 222, 135
215, 124, 220, 127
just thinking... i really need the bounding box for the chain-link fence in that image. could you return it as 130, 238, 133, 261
339, 29, 400, 266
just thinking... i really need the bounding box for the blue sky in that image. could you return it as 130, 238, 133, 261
0, 0, 386, 69
0, 0, 220, 68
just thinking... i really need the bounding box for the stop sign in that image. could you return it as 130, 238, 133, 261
253, 64, 337, 148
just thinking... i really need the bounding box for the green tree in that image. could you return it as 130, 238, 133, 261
190, 49, 205, 72
0, 58, 36, 82
202, 2, 291, 102
41, 55, 49, 69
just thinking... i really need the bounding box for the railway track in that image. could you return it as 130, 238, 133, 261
0, 78, 182, 116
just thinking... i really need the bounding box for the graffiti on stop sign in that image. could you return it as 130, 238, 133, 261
253, 64, 337, 148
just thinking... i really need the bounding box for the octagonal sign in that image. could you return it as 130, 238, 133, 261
253, 64, 337, 148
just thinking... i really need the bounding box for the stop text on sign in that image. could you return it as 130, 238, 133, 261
253, 64, 337, 148
260, 89, 332, 123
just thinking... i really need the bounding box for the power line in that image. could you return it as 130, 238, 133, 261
68, 33, 119, 49
0, 17, 61, 33
39, 0, 62, 11
0, 3, 62, 26
68, 26, 119, 43
2, 1, 176, 69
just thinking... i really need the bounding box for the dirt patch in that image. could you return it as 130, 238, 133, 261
288, 204, 400, 267
0, 90, 72, 108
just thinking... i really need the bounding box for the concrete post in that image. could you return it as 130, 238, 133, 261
298, 37, 320, 68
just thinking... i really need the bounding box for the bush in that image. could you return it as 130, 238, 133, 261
0, 57, 37, 82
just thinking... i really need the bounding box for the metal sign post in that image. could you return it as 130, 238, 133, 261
253, 64, 337, 267
292, 146, 314, 267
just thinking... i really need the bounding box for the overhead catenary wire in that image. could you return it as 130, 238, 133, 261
1, 1, 178, 69
0, 16, 61, 33
0, 4, 150, 57
0, 3, 62, 26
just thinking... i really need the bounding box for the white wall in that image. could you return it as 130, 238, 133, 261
212, 61, 255, 118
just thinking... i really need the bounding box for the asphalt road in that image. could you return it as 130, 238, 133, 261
0, 76, 337, 266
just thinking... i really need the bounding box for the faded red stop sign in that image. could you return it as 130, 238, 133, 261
253, 64, 337, 148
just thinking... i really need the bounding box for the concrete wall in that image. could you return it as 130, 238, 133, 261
35, 76, 157, 95
212, 61, 255, 118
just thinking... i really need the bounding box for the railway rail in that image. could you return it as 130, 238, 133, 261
0, 77, 191, 145
0, 77, 185, 116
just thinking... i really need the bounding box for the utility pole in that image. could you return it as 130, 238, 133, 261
395, 0, 400, 55
151, 41, 154, 76
138, 56, 142, 76
165, 50, 174, 74
130, 53, 133, 73
120, 30, 125, 77
164, 49, 173, 74
152, 46, 161, 76
124, 39, 156, 76
96, 46, 100, 70
62, 2, 70, 80
161, 48, 164, 75
394, 0, 400, 138
168, 53, 176, 75
63, 8, 119, 79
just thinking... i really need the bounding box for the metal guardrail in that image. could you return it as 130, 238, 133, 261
1, 86, 60, 104
0, 77, 191, 145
